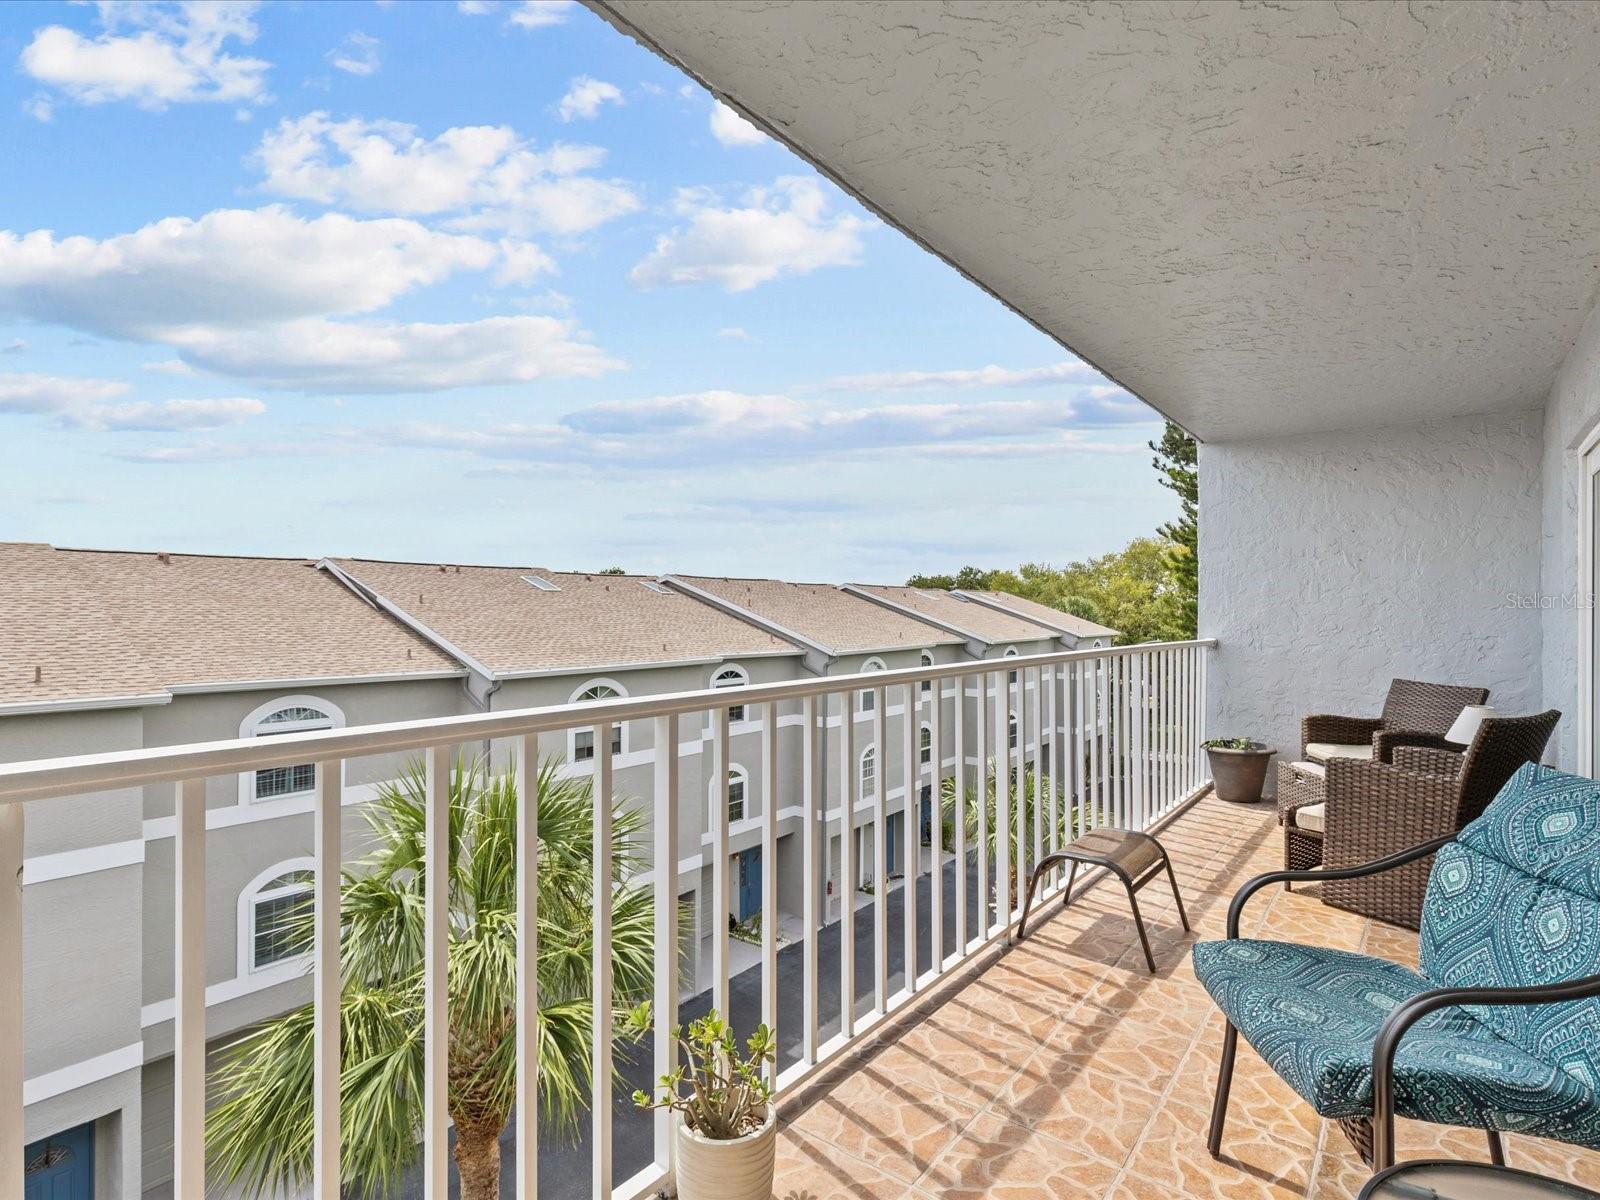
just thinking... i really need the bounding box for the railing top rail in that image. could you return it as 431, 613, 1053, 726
0, 639, 1215, 806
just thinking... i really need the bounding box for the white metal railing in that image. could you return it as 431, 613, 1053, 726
0, 638, 1214, 1200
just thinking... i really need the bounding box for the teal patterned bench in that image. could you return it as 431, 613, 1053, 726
1193, 763, 1600, 1170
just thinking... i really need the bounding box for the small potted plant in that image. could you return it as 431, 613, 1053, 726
628, 1006, 777, 1200
1203, 737, 1277, 803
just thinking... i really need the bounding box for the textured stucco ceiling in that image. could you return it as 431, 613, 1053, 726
592, 1, 1600, 442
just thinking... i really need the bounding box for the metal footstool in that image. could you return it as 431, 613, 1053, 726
1011, 827, 1188, 971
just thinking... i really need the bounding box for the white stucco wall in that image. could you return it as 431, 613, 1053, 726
1200, 410, 1545, 780
1541, 299, 1600, 769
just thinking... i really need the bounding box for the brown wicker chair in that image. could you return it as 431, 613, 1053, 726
1312, 709, 1561, 929
1300, 678, 1489, 764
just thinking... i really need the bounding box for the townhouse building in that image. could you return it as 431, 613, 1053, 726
0, 543, 1114, 1199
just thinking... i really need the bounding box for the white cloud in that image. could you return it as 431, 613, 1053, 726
457, 0, 492, 12
0, 206, 506, 341
23, 94, 53, 122
0, 372, 263, 430
508, 1, 574, 29
252, 113, 639, 235
328, 32, 380, 77
629, 177, 871, 292
828, 362, 1092, 391
170, 315, 622, 393
65, 396, 265, 431
709, 101, 766, 147
361, 388, 1151, 469
21, 1, 270, 110
717, 327, 751, 340
142, 359, 197, 375
1, 340, 26, 355
558, 76, 622, 122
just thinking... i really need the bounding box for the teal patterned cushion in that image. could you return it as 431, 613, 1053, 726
1193, 938, 1600, 1138
1421, 764, 1600, 1094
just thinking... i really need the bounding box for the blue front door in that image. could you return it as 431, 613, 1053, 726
920, 785, 933, 847
24, 1122, 94, 1200
736, 848, 760, 922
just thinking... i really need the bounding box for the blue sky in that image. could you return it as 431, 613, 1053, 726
0, 0, 1172, 582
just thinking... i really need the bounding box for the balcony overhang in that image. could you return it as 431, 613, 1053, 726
591, 1, 1600, 442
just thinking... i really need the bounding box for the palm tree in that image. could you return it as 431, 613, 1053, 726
939, 758, 1075, 900
207, 754, 656, 1200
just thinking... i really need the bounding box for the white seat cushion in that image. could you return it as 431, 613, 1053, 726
1293, 802, 1326, 833
1305, 742, 1373, 763
1288, 760, 1326, 779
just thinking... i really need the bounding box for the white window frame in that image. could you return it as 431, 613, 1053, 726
859, 656, 887, 713
920, 722, 934, 766
859, 744, 876, 798
711, 663, 751, 723
568, 678, 627, 764
713, 764, 750, 824
238, 857, 316, 976
1009, 710, 1020, 751
238, 695, 345, 805
1003, 645, 1020, 684
920, 650, 935, 697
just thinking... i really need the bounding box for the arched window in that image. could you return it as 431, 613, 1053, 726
920, 723, 933, 766
1004, 646, 1020, 685
858, 657, 887, 713
711, 663, 750, 723
240, 860, 315, 973
713, 765, 749, 823
570, 680, 626, 762
920, 650, 935, 697
239, 696, 344, 804
859, 745, 876, 798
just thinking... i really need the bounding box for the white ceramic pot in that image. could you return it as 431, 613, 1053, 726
674, 1108, 777, 1200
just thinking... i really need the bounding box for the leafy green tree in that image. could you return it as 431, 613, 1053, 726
939, 760, 1071, 901
1150, 419, 1197, 637
207, 756, 656, 1200
598, 566, 627, 575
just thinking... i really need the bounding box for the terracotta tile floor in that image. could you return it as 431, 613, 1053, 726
771, 792, 1600, 1200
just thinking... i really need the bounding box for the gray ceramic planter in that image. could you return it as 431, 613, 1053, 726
1206, 743, 1276, 803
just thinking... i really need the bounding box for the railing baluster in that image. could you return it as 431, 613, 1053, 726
1030, 667, 1043, 898
423, 749, 449, 1200
1069, 661, 1083, 841
761, 702, 779, 1067
1135, 653, 1148, 828
900, 683, 917, 995
1015, 666, 1028, 918
650, 717, 676, 1176
313, 760, 342, 1200
954, 673, 968, 956
871, 686, 887, 1013
994, 670, 1011, 926
801, 695, 820, 1064
975, 672, 989, 938
592, 723, 615, 1199
711, 707, 730, 1017
929, 676, 944, 972
839, 690, 856, 1038
0, 802, 19, 1200
1045, 666, 1059, 886
175, 776, 207, 1200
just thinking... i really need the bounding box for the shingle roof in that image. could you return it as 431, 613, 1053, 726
956, 589, 1120, 639
328, 560, 799, 674
847, 584, 1062, 645
0, 543, 460, 707
670, 576, 963, 656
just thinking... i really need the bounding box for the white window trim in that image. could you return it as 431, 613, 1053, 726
859, 656, 887, 712
568, 677, 628, 764
919, 721, 934, 766
920, 650, 935, 697
712, 763, 750, 824
859, 743, 877, 798
238, 856, 316, 977
711, 663, 751, 723
237, 694, 345, 805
